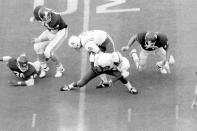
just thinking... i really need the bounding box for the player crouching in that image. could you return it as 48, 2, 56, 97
0, 53, 41, 86
60, 52, 138, 94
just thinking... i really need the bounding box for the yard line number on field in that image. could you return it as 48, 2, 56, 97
60, 0, 140, 15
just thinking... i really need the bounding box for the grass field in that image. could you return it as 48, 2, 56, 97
0, 0, 197, 131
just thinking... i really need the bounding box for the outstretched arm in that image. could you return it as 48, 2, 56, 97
0, 56, 12, 62
8, 77, 35, 86
121, 34, 138, 51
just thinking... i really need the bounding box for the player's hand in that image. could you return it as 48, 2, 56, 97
121, 46, 129, 52
29, 16, 35, 23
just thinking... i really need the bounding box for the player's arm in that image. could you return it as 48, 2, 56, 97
0, 56, 12, 62
118, 58, 130, 78
121, 34, 138, 51
84, 42, 101, 54
32, 36, 49, 44
8, 77, 35, 86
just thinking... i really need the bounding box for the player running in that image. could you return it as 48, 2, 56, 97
121, 31, 175, 74
31, 5, 68, 78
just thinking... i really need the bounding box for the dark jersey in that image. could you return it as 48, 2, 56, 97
137, 32, 168, 51
44, 12, 67, 31
7, 58, 38, 79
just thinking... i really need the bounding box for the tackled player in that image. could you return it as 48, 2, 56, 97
0, 53, 41, 86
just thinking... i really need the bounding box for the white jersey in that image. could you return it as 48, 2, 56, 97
78, 30, 108, 53
94, 53, 130, 75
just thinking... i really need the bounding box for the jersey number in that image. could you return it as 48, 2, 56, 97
13, 71, 25, 78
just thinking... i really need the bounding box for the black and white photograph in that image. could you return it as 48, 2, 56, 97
0, 0, 197, 130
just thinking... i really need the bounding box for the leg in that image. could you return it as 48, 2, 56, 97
60, 69, 99, 91
155, 48, 170, 74
33, 41, 50, 78
130, 48, 148, 71
45, 28, 68, 77
106, 70, 138, 94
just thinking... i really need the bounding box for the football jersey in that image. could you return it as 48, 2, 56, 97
94, 53, 130, 72
116, 57, 130, 72
7, 58, 38, 79
79, 30, 108, 53
137, 32, 168, 51
44, 12, 67, 31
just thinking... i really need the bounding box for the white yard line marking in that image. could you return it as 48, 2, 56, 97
33, 0, 44, 9
77, 0, 90, 131
175, 105, 179, 120
31, 113, 37, 128
128, 108, 132, 122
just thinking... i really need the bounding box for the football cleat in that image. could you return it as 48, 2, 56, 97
60, 83, 75, 91
169, 55, 175, 65
39, 66, 49, 78
129, 87, 138, 94
55, 64, 65, 78
96, 80, 111, 89
60, 85, 71, 91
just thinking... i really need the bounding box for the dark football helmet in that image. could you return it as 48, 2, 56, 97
33, 5, 52, 22
17, 54, 28, 72
145, 32, 157, 43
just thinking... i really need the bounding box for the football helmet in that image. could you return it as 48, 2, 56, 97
17, 53, 28, 72
111, 52, 122, 66
145, 32, 157, 43
33, 5, 52, 22
68, 36, 81, 49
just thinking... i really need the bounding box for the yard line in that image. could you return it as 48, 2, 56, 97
128, 108, 132, 122
175, 105, 179, 120
33, 0, 44, 9
31, 113, 37, 128
77, 0, 90, 131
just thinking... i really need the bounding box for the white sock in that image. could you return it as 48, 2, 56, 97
124, 81, 133, 90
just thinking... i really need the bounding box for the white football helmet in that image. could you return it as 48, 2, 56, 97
111, 52, 122, 66
68, 36, 81, 49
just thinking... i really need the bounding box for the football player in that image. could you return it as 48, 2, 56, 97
68, 30, 116, 88
31, 5, 68, 78
0, 54, 40, 86
121, 31, 175, 74
60, 52, 138, 94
